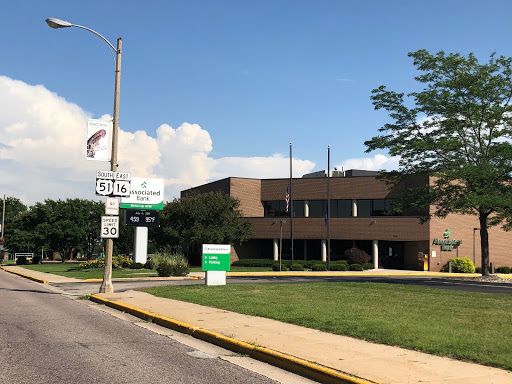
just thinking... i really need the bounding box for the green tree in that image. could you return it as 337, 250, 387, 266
79, 200, 104, 260
154, 192, 252, 265
365, 50, 512, 275
27, 199, 103, 262
1, 196, 29, 253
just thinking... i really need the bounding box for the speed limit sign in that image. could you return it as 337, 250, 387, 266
101, 216, 119, 238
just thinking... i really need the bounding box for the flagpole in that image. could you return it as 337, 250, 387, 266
327, 145, 331, 270
290, 142, 294, 266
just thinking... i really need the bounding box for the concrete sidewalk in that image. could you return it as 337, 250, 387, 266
3, 265, 512, 383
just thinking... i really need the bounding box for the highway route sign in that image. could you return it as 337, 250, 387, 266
96, 171, 131, 197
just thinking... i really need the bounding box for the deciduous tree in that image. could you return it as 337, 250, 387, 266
365, 50, 512, 275
154, 192, 252, 264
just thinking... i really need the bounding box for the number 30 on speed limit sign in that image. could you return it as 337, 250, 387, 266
101, 216, 119, 238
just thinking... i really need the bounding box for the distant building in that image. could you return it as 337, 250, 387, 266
181, 170, 510, 271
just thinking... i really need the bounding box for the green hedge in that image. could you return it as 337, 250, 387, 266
232, 259, 278, 267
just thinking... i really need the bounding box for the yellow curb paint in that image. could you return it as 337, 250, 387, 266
252, 346, 373, 384
0, 266, 48, 284
88, 294, 378, 384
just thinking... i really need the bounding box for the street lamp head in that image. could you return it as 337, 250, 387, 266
45, 18, 73, 29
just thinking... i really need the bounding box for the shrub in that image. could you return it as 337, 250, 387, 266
32, 255, 42, 264
311, 263, 328, 271
290, 263, 304, 271
130, 262, 144, 269
349, 263, 363, 271
113, 255, 132, 269
363, 263, 374, 270
156, 261, 174, 277
272, 264, 287, 271
144, 259, 156, 270
79, 259, 104, 269
330, 263, 348, 271
344, 248, 371, 265
295, 260, 324, 269
173, 261, 190, 276
232, 259, 275, 267
441, 257, 475, 273
497, 266, 511, 274
475, 267, 482, 274
153, 250, 190, 277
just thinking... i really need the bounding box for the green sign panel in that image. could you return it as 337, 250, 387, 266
202, 244, 231, 271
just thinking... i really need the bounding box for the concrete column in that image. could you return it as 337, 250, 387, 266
372, 240, 379, 269
273, 239, 279, 261
134, 227, 148, 264
304, 200, 309, 217
352, 199, 357, 217
321, 240, 327, 262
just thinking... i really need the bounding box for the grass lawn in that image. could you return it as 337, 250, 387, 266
18, 263, 271, 279
21, 263, 159, 279
143, 282, 512, 371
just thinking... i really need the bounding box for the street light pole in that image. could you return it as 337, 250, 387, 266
100, 37, 122, 294
46, 18, 121, 293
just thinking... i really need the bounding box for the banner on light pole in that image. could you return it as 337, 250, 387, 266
87, 119, 111, 161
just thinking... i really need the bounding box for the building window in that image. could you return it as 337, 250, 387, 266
263, 201, 290, 217
293, 200, 305, 218
355, 199, 396, 217
371, 199, 392, 216
308, 200, 326, 217
331, 199, 352, 217
357, 200, 372, 217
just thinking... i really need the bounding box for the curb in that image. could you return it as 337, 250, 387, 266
88, 294, 377, 384
0, 266, 49, 284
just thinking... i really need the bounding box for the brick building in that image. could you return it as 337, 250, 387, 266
181, 170, 511, 271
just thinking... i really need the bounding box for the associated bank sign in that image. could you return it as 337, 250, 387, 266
121, 177, 164, 210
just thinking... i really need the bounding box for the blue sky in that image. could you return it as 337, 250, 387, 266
2, 0, 512, 205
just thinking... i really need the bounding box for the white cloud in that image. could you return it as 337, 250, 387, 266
0, 76, 316, 206
336, 154, 400, 172
211, 155, 315, 180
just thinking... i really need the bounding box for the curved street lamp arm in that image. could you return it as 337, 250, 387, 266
70, 24, 117, 53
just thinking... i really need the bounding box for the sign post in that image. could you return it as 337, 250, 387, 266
202, 244, 231, 286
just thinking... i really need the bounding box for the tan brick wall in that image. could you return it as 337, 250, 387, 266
248, 217, 428, 241
229, 178, 263, 217
181, 178, 231, 197
261, 177, 396, 200
429, 212, 511, 270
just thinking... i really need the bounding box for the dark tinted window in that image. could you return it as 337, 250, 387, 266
334, 199, 352, 217
309, 200, 326, 217
263, 201, 291, 217
293, 200, 305, 217
357, 200, 372, 217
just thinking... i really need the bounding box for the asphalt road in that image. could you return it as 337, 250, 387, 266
0, 272, 313, 384
50, 274, 512, 297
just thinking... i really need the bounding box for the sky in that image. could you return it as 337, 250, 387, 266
2, 0, 512, 206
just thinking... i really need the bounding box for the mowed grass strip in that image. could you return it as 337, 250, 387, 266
21, 263, 159, 279
19, 263, 271, 279
143, 282, 512, 370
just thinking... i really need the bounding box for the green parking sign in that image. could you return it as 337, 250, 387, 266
202, 244, 231, 271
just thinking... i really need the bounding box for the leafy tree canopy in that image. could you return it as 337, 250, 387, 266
365, 49, 512, 275
1, 196, 28, 250
155, 191, 252, 264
